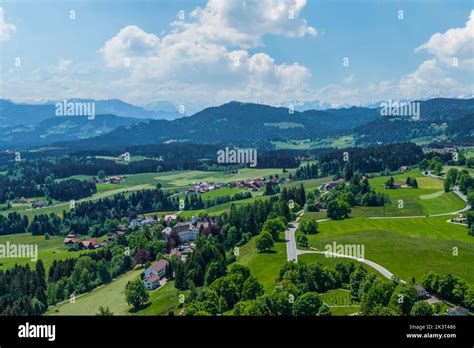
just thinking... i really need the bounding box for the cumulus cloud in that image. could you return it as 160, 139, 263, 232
398, 59, 464, 98
416, 10, 474, 69
100, 0, 315, 105
0, 7, 16, 41
184, 0, 316, 48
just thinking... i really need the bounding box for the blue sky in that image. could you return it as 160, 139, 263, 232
1, 0, 473, 108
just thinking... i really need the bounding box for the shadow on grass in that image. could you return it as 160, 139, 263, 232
257, 250, 277, 254
128, 302, 151, 313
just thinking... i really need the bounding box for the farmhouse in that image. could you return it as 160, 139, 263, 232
414, 284, 428, 300
63, 234, 78, 245
79, 239, 98, 250
31, 201, 48, 209
164, 214, 177, 223
322, 179, 344, 191
106, 176, 123, 184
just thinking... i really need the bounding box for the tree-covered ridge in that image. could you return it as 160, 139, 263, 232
295, 143, 424, 181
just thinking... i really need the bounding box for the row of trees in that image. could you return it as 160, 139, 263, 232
46, 179, 97, 201
0, 212, 29, 235
422, 272, 474, 309
0, 261, 47, 315
26, 186, 255, 237
313, 175, 388, 220
0, 165, 97, 204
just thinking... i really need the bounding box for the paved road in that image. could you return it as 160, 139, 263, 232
284, 215, 402, 281
284, 181, 471, 280
285, 220, 402, 281
285, 223, 298, 262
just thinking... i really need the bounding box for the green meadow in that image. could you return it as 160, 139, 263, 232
299, 215, 474, 285
47, 269, 144, 315
0, 233, 96, 271
234, 232, 288, 293
320, 289, 360, 316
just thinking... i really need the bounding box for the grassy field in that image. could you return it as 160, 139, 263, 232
200, 187, 246, 199
298, 215, 474, 285
1, 169, 290, 221
320, 289, 360, 316
234, 232, 288, 293
444, 165, 474, 177
46, 269, 143, 315
366, 170, 464, 216
271, 136, 354, 150
282, 176, 333, 191
0, 233, 95, 271
136, 280, 188, 315
47, 268, 186, 316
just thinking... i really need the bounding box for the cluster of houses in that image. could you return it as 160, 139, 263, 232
231, 176, 289, 191
430, 122, 448, 127
185, 181, 223, 194
129, 216, 158, 229
321, 178, 345, 192
412, 280, 471, 316
169, 242, 195, 261
431, 147, 456, 155
63, 233, 115, 250
18, 197, 48, 209
162, 216, 207, 243
104, 176, 123, 184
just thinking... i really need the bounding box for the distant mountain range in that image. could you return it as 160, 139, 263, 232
0, 114, 145, 148
2, 97, 473, 150
0, 98, 188, 126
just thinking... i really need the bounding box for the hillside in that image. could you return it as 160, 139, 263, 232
54, 98, 474, 149
0, 114, 145, 148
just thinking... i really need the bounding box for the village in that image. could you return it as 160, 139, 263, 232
62, 211, 217, 291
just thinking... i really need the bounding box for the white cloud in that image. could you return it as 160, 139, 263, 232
100, 0, 315, 105
57, 58, 73, 72
185, 0, 316, 48
416, 10, 474, 69
0, 7, 16, 41
398, 59, 464, 98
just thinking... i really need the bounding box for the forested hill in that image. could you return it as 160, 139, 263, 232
53, 101, 381, 149
52, 98, 473, 149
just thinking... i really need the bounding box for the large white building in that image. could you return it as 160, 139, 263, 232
163, 223, 200, 242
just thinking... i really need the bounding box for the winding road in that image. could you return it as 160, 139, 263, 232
285, 218, 402, 281
285, 186, 470, 281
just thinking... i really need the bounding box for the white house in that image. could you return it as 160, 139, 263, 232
143, 259, 168, 290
